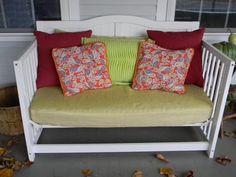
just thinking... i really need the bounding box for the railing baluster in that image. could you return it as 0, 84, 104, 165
204, 53, 213, 93
203, 50, 209, 78
210, 60, 220, 101
211, 63, 224, 118
207, 56, 216, 96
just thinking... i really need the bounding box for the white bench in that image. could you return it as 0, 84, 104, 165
14, 15, 235, 162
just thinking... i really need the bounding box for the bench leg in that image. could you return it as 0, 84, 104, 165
28, 152, 35, 162
207, 146, 215, 158
207, 116, 223, 158
23, 123, 37, 162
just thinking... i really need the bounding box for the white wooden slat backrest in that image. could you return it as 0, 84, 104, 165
36, 16, 200, 37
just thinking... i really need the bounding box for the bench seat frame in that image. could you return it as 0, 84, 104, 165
13, 16, 235, 162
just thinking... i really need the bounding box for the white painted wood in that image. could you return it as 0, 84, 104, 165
80, 0, 157, 5
204, 33, 229, 44
34, 142, 209, 153
37, 15, 199, 35
156, 0, 168, 21
68, 0, 80, 20
166, 0, 176, 21
203, 50, 209, 79
207, 121, 213, 140
14, 15, 235, 161
0, 33, 34, 41
79, 0, 157, 20
207, 56, 216, 96
60, 0, 70, 20
202, 41, 235, 158
204, 53, 213, 93
14, 41, 38, 161
60, 0, 80, 20
210, 60, 220, 101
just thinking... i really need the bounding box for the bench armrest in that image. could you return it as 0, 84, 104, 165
202, 40, 235, 157
13, 40, 39, 143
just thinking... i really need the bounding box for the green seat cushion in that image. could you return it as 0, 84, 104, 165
30, 85, 213, 127
83, 36, 144, 85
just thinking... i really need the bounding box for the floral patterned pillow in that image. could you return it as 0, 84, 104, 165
132, 41, 194, 94
52, 42, 112, 96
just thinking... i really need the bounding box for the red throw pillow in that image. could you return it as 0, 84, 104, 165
34, 30, 92, 88
147, 29, 205, 87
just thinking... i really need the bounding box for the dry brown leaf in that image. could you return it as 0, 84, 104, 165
159, 168, 174, 175
132, 170, 144, 177
1, 138, 20, 149
22, 160, 33, 168
0, 168, 14, 177
2, 157, 15, 168
223, 131, 236, 138
155, 153, 169, 163
185, 170, 194, 177
13, 161, 22, 171
0, 159, 5, 169
216, 156, 232, 166
168, 174, 177, 177
0, 148, 9, 156
81, 169, 93, 177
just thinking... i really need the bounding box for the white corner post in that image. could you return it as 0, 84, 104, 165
207, 62, 234, 158
14, 61, 36, 161
60, 0, 80, 21
166, 0, 176, 21
156, 0, 167, 21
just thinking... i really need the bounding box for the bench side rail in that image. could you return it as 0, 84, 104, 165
14, 40, 40, 161
201, 40, 235, 157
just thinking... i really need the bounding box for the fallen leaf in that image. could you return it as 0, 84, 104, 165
185, 170, 194, 177
0, 148, 9, 156
159, 168, 174, 175
13, 161, 22, 171
22, 160, 33, 168
0, 159, 5, 169
81, 169, 93, 177
1, 138, 20, 149
216, 156, 232, 166
2, 157, 14, 168
0, 168, 14, 177
155, 153, 169, 163
223, 131, 236, 138
132, 170, 144, 177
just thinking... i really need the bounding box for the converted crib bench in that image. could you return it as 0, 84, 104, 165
14, 16, 235, 162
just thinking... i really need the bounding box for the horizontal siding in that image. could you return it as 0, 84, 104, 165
0, 41, 31, 87
80, 0, 157, 5
80, 0, 157, 20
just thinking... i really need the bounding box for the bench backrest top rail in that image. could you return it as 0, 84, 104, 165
36, 15, 200, 37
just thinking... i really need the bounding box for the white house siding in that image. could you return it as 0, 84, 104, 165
0, 40, 32, 87
79, 0, 157, 20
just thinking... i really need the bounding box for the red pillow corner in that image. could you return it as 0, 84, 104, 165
147, 28, 205, 87
34, 30, 92, 88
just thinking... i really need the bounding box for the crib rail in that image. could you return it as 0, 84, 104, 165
201, 40, 235, 157
13, 39, 235, 161
14, 40, 41, 160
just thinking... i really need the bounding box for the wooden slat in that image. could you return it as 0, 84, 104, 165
204, 53, 213, 93
207, 56, 216, 96
210, 60, 220, 101
211, 63, 224, 118
203, 50, 209, 79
